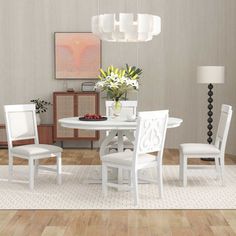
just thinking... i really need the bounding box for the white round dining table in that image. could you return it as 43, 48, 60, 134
59, 117, 183, 157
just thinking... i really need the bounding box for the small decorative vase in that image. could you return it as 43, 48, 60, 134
112, 99, 122, 117
36, 113, 41, 125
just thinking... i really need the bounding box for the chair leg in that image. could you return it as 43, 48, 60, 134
56, 153, 62, 185
29, 158, 34, 190
214, 157, 220, 180
129, 170, 132, 187
102, 164, 108, 196
179, 152, 183, 182
8, 153, 13, 182
132, 169, 139, 205
118, 168, 123, 185
34, 159, 39, 177
219, 156, 225, 186
157, 164, 163, 198
182, 155, 187, 187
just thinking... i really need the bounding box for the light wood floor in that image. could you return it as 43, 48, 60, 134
0, 148, 235, 165
0, 148, 235, 236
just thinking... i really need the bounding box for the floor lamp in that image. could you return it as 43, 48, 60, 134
197, 66, 225, 161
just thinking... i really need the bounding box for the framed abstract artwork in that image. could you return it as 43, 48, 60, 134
54, 32, 101, 79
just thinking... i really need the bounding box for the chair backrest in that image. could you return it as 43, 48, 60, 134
4, 104, 39, 149
215, 104, 233, 155
105, 100, 137, 118
133, 110, 169, 166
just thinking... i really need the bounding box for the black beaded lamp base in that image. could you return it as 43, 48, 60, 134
201, 83, 214, 161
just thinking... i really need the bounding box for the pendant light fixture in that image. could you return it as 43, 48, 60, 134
91, 1, 161, 42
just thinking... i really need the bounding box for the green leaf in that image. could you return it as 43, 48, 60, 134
100, 68, 106, 77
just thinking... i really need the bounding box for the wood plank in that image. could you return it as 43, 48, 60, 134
210, 226, 236, 236
0, 210, 235, 236
41, 226, 66, 236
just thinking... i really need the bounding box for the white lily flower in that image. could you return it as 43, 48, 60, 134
96, 66, 140, 98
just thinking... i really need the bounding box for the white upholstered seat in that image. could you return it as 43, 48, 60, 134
180, 143, 220, 155
102, 110, 169, 205
179, 104, 233, 187
4, 104, 63, 190
11, 144, 62, 158
102, 151, 156, 166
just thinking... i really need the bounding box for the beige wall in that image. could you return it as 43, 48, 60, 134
0, 0, 235, 154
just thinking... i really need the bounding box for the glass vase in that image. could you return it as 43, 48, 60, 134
112, 99, 122, 117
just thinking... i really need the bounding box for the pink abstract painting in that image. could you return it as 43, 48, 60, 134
55, 33, 101, 79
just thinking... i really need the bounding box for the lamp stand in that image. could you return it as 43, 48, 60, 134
201, 83, 214, 161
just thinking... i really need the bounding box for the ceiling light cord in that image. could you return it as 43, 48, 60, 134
137, 0, 139, 15
97, 0, 100, 15
137, 43, 139, 67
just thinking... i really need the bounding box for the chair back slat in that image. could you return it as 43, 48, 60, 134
215, 104, 233, 154
4, 104, 39, 148
134, 110, 168, 157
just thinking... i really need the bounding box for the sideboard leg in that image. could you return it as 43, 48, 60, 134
60, 141, 64, 149
91, 141, 93, 150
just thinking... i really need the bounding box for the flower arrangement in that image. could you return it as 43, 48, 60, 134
95, 64, 142, 101
30, 99, 52, 114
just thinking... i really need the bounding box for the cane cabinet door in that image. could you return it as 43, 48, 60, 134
53, 92, 99, 142
53, 92, 76, 140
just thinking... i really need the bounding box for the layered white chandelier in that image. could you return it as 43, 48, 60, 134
91, 13, 161, 42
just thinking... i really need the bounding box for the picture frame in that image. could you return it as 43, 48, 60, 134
54, 32, 101, 80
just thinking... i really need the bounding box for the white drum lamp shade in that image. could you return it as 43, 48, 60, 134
197, 66, 225, 84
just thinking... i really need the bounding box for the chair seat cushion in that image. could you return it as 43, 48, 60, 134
101, 150, 156, 166
11, 144, 62, 157
180, 143, 220, 155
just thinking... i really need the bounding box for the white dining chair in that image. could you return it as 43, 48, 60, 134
101, 110, 169, 205
105, 100, 137, 150
179, 104, 233, 187
4, 104, 63, 190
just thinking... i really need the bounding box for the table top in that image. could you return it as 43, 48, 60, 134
59, 117, 183, 131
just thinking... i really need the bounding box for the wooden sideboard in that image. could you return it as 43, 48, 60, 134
0, 124, 54, 147
53, 92, 99, 148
